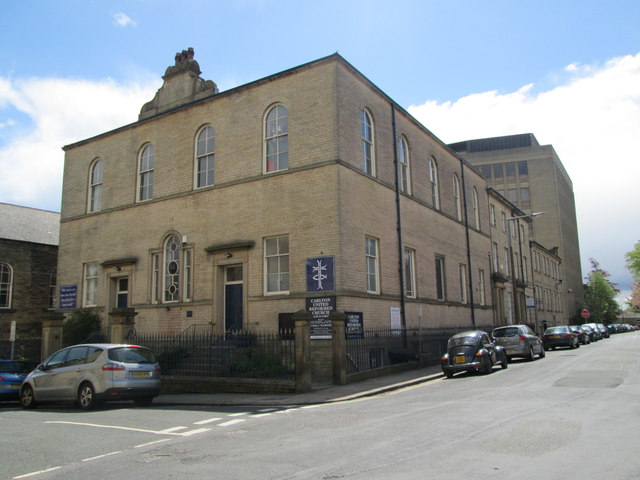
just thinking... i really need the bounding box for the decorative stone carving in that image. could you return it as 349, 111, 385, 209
139, 47, 219, 120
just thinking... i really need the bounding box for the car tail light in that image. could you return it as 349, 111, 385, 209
475, 352, 483, 357
519, 335, 526, 342
563, 333, 572, 339
102, 363, 126, 371
0, 375, 5, 381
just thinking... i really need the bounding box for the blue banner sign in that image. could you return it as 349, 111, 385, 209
59, 285, 77, 309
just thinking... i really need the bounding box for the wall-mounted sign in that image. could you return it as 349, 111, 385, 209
307, 296, 336, 340
345, 312, 364, 339
306, 256, 335, 293
59, 285, 77, 309
390, 307, 402, 335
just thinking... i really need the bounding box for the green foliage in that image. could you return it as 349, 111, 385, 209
232, 349, 290, 378
626, 281, 640, 313
625, 241, 640, 281
62, 310, 101, 346
584, 260, 620, 324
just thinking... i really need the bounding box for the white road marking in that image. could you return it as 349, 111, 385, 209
82, 451, 122, 462
193, 417, 222, 425
218, 419, 246, 427
45, 421, 208, 437
13, 466, 63, 478
228, 412, 247, 417
134, 439, 171, 448
251, 413, 273, 418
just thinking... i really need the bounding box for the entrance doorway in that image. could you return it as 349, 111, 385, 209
224, 266, 243, 331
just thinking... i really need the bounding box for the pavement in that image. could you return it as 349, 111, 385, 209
154, 364, 444, 407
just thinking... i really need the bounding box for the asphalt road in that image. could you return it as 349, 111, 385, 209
2, 332, 639, 479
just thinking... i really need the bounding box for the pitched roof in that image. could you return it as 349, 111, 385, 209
0, 203, 60, 246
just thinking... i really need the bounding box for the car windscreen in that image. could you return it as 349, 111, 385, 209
449, 336, 478, 347
108, 347, 157, 364
545, 327, 567, 334
493, 327, 519, 337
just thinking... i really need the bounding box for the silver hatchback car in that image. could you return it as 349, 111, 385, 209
492, 325, 545, 361
20, 344, 161, 410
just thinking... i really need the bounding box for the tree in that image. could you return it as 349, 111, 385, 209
583, 258, 620, 324
626, 282, 640, 312
62, 310, 102, 346
625, 240, 640, 281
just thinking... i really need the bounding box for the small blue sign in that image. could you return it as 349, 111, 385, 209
59, 285, 77, 309
306, 256, 335, 292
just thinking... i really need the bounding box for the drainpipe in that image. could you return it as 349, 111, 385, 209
459, 159, 477, 328
391, 104, 407, 340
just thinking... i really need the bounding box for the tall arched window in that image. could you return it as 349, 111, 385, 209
0, 263, 13, 308
361, 109, 375, 175
195, 125, 215, 188
164, 234, 181, 303
429, 157, 440, 210
398, 136, 411, 194
138, 144, 155, 201
265, 104, 288, 173
453, 174, 462, 221
88, 159, 103, 213
472, 187, 480, 229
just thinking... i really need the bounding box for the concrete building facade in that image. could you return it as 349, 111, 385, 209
449, 134, 583, 321
57, 51, 496, 338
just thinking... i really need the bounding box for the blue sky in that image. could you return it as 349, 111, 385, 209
1, 0, 640, 305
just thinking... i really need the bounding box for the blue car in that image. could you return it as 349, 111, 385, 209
0, 360, 36, 401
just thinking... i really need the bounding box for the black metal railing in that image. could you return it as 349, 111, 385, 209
134, 329, 295, 380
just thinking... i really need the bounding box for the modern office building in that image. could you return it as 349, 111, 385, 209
449, 134, 583, 320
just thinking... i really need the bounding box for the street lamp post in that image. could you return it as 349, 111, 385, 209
507, 212, 544, 325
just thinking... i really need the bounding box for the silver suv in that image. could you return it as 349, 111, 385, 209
20, 344, 161, 409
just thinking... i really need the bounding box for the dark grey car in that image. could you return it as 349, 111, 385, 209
492, 325, 545, 361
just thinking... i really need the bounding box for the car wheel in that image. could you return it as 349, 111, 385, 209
527, 346, 536, 361
483, 356, 493, 374
569, 341, 576, 349
539, 345, 546, 358
78, 382, 97, 410
20, 384, 37, 409
445, 371, 454, 379
501, 353, 508, 369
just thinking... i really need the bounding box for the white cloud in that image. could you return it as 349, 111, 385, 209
409, 52, 640, 293
113, 12, 137, 28
0, 75, 158, 211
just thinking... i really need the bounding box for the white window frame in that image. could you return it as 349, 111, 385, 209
264, 104, 288, 173
404, 247, 416, 298
0, 263, 13, 309
195, 125, 215, 188
365, 236, 380, 294
138, 143, 155, 202
361, 109, 375, 176
459, 263, 468, 304
88, 159, 103, 213
478, 268, 486, 306
429, 157, 439, 209
398, 136, 411, 194
472, 187, 480, 229
453, 174, 462, 221
264, 235, 290, 294
83, 262, 99, 307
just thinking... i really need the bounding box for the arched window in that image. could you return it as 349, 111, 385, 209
398, 136, 411, 194
88, 159, 103, 213
0, 263, 13, 308
138, 144, 155, 201
429, 157, 440, 210
472, 187, 480, 229
361, 109, 375, 175
195, 125, 215, 188
265, 104, 288, 173
453, 174, 462, 221
164, 234, 181, 303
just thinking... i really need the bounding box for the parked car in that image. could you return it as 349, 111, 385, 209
20, 344, 161, 410
597, 323, 610, 338
582, 323, 603, 341
542, 326, 580, 350
0, 360, 36, 401
606, 324, 619, 334
569, 325, 590, 345
492, 325, 545, 361
580, 324, 598, 342
441, 330, 508, 378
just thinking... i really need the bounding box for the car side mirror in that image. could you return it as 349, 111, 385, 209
37, 364, 45, 371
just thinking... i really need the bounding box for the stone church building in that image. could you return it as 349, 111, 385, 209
57, 50, 500, 339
